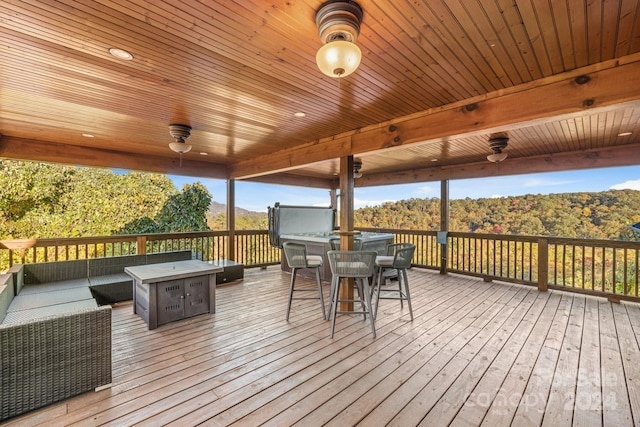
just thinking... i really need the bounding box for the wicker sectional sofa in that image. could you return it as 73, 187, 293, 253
0, 250, 192, 421
0, 273, 112, 422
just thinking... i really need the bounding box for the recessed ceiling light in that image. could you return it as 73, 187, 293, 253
294, 112, 306, 118
81, 133, 94, 138
199, 152, 208, 156
109, 48, 133, 60
617, 131, 633, 137
430, 158, 438, 162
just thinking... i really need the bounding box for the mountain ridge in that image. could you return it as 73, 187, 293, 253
208, 201, 263, 216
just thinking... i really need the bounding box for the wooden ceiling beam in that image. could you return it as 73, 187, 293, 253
243, 173, 334, 189
356, 143, 640, 187
230, 56, 640, 180
0, 136, 229, 179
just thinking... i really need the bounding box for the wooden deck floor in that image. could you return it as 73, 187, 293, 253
4, 266, 640, 426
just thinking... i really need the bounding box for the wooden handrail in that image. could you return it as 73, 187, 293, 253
1, 229, 638, 302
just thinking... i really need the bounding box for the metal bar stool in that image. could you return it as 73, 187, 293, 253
373, 243, 416, 320
327, 250, 377, 338
328, 237, 364, 301
282, 242, 326, 321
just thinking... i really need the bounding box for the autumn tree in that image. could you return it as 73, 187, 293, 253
355, 190, 640, 240
0, 160, 212, 238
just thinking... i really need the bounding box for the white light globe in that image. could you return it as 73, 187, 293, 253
487, 152, 508, 163
169, 142, 192, 154
316, 40, 362, 78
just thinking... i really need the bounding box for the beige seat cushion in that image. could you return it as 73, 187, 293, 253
375, 255, 394, 266
306, 255, 323, 267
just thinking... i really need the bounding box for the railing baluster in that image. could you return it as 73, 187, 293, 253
601, 247, 606, 292
507, 240, 512, 279
634, 249, 640, 296
493, 239, 498, 277
612, 248, 617, 295
623, 248, 628, 295
527, 241, 531, 281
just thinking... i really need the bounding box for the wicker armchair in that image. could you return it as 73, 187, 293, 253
0, 305, 112, 421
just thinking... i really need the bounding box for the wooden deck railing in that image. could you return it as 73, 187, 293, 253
447, 232, 539, 285
546, 237, 640, 299
2, 229, 638, 302
359, 228, 640, 302
234, 230, 281, 267
358, 228, 442, 269
0, 231, 280, 270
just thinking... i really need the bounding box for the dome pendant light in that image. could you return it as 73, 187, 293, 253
315, 0, 364, 79
168, 124, 192, 167
353, 158, 363, 178
315, 39, 361, 78
487, 135, 509, 163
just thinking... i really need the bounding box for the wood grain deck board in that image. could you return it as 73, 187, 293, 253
418, 289, 556, 427
3, 266, 639, 427
349, 286, 526, 427
243, 274, 478, 427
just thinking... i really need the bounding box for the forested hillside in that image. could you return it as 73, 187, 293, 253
0, 161, 212, 238
206, 202, 268, 230
207, 212, 268, 230
355, 190, 640, 240
3, 160, 638, 241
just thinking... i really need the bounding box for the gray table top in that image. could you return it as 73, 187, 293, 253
124, 260, 223, 284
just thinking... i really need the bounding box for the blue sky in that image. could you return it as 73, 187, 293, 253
169, 165, 640, 213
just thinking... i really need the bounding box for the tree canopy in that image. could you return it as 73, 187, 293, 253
0, 161, 212, 238
207, 212, 268, 230
355, 190, 640, 240
2, 160, 638, 241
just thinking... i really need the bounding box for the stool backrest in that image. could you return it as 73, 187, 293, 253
392, 244, 415, 269
386, 242, 413, 256
329, 238, 363, 251
282, 242, 309, 268
327, 250, 377, 277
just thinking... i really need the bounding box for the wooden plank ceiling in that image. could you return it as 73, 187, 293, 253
0, 0, 639, 188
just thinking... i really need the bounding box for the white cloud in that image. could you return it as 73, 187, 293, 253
415, 185, 436, 196
611, 179, 640, 191
523, 178, 577, 188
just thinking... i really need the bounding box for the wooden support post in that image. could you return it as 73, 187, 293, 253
339, 155, 355, 311
537, 237, 548, 291
227, 179, 236, 261
136, 236, 147, 255
439, 180, 449, 275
